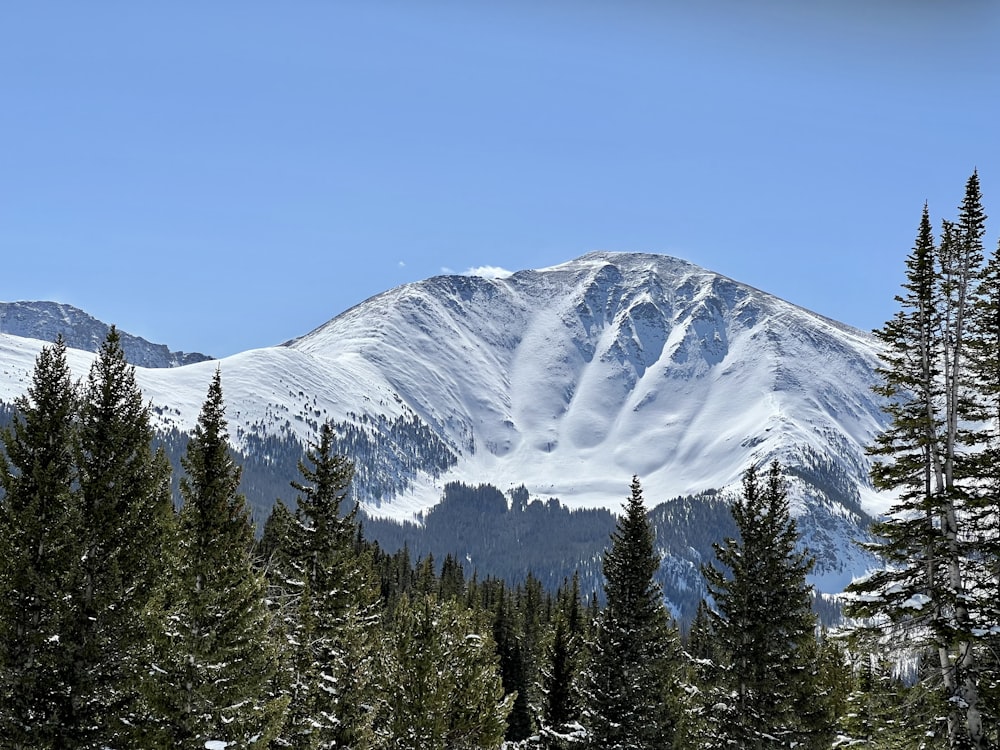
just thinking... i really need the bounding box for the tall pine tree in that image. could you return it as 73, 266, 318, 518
700, 461, 827, 749
537, 573, 587, 750
65, 327, 174, 748
145, 369, 286, 748
267, 420, 382, 750
582, 476, 684, 750
847, 174, 993, 748
0, 338, 80, 749
967, 225, 1000, 717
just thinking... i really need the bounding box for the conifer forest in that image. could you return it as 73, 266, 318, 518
4, 172, 1000, 749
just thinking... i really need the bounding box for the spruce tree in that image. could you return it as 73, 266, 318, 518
491, 584, 532, 741
582, 476, 684, 750
538, 574, 587, 750
66, 327, 174, 748
0, 338, 80, 749
837, 650, 948, 748
683, 599, 724, 746
268, 420, 382, 750
438, 553, 466, 600
847, 175, 992, 748
144, 369, 286, 748
968, 232, 1000, 713
700, 461, 824, 748
258, 497, 296, 565
379, 593, 513, 749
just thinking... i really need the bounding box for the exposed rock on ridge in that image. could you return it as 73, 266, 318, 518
0, 301, 212, 367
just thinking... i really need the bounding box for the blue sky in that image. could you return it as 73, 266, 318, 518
3, 2, 999, 357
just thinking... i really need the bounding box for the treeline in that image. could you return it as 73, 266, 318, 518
0, 332, 511, 749
364, 482, 743, 625
0, 330, 944, 750
364, 483, 614, 597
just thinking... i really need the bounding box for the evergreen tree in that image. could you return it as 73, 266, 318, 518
438, 553, 466, 600
518, 572, 546, 727
798, 630, 851, 746
537, 574, 587, 750
145, 369, 286, 748
378, 593, 513, 749
582, 476, 684, 749
492, 583, 533, 742
65, 327, 174, 748
968, 231, 1000, 711
269, 420, 382, 750
838, 648, 949, 748
682, 599, 723, 745
700, 461, 824, 749
414, 553, 438, 596
847, 175, 993, 748
0, 338, 80, 749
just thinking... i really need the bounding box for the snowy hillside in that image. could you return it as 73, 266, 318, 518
0, 252, 891, 593
289, 253, 886, 510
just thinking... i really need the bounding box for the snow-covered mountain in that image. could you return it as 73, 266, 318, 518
0, 252, 891, 594
0, 301, 212, 368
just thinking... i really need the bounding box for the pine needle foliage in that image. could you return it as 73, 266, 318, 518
0, 338, 80, 749
847, 173, 996, 748
379, 593, 513, 749
144, 369, 286, 748
66, 328, 174, 748
700, 461, 824, 749
267, 420, 382, 750
583, 476, 684, 750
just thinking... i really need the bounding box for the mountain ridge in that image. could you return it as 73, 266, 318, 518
0, 252, 890, 596
0, 301, 213, 368
285, 252, 884, 508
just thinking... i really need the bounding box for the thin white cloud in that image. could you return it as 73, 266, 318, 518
398, 260, 406, 268
463, 265, 514, 279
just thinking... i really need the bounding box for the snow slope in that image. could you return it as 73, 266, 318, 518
288, 253, 887, 511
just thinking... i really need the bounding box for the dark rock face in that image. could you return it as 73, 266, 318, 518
0, 301, 212, 368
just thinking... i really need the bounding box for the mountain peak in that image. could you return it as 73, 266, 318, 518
289, 251, 882, 497
0, 301, 213, 368
0, 252, 888, 593
546, 249, 692, 267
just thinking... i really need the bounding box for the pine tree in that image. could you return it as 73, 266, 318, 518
967, 230, 1000, 714
258, 498, 296, 565
538, 574, 587, 750
378, 593, 513, 749
65, 327, 174, 748
847, 175, 992, 748
415, 553, 438, 596
684, 600, 719, 669
796, 630, 851, 747
268, 420, 382, 750
438, 553, 466, 600
582, 476, 684, 750
682, 599, 723, 746
491, 583, 532, 742
144, 369, 286, 748
700, 461, 824, 749
937, 173, 989, 748
838, 649, 948, 748
0, 338, 80, 749
519, 572, 546, 735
